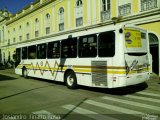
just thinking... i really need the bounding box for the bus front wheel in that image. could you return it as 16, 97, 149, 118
65, 71, 77, 89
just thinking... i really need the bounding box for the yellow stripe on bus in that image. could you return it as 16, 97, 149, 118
16, 64, 149, 75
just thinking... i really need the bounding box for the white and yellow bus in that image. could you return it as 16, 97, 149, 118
14, 24, 150, 89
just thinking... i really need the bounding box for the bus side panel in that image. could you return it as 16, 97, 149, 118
15, 67, 23, 76
76, 73, 92, 87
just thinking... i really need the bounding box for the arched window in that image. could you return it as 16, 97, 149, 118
59, 7, 64, 31
76, 0, 82, 6
26, 22, 30, 40
45, 13, 50, 34
35, 18, 39, 37
75, 0, 83, 27
149, 33, 159, 45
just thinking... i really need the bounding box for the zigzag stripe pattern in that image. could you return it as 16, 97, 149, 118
29, 60, 60, 76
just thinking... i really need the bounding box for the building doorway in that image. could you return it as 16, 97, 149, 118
149, 33, 159, 75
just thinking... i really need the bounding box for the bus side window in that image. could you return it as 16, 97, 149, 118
28, 45, 36, 59
47, 41, 60, 59
22, 47, 27, 59
37, 43, 46, 59
61, 38, 77, 58
16, 48, 21, 62
98, 31, 115, 57
78, 34, 97, 58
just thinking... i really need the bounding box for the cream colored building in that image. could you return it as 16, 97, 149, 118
0, 8, 10, 64
0, 0, 160, 75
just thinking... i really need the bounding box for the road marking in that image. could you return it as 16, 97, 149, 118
32, 110, 52, 115
85, 100, 143, 116
102, 96, 160, 112
62, 104, 119, 120
137, 91, 160, 97
125, 95, 160, 103
32, 110, 52, 120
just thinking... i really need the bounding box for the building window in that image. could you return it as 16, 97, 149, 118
13, 37, 16, 43
45, 13, 50, 34
59, 7, 64, 31
19, 25, 22, 41
119, 3, 131, 16
101, 0, 111, 21
26, 22, 30, 40
26, 33, 30, 40
8, 39, 10, 45
75, 0, 83, 27
141, 0, 157, 11
2, 27, 4, 41
8, 31, 10, 42
19, 36, 22, 41
35, 18, 39, 37
13, 28, 16, 43
118, 0, 131, 16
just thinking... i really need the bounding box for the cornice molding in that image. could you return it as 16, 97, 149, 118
6, 0, 55, 25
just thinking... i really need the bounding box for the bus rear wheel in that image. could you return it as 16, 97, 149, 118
22, 68, 28, 78
65, 71, 77, 89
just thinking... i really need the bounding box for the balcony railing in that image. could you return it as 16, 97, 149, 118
141, 0, 157, 11
101, 10, 110, 22
119, 3, 131, 16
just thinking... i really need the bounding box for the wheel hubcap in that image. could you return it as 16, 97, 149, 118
67, 75, 74, 86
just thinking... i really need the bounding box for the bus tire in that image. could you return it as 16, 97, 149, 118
22, 68, 28, 79
65, 71, 77, 89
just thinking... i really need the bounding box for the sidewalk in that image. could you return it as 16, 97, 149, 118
0, 68, 15, 76
146, 73, 160, 92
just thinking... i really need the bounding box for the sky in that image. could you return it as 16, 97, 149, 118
0, 0, 35, 14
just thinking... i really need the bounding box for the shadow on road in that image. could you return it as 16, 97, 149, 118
32, 77, 148, 95
78, 82, 148, 95
0, 85, 53, 100
0, 74, 17, 81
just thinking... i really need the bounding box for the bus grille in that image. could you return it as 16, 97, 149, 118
91, 61, 107, 86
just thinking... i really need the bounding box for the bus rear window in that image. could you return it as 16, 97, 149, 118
98, 31, 115, 57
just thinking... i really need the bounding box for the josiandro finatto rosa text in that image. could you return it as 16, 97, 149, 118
2, 114, 61, 120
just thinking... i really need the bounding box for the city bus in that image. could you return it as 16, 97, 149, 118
14, 24, 150, 89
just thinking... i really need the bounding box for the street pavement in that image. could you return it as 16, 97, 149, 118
0, 69, 160, 120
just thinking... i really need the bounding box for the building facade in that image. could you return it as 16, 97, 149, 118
0, 8, 10, 63
0, 0, 160, 75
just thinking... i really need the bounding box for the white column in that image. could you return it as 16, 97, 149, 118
52, 7, 56, 32
92, 0, 97, 24
41, 14, 43, 36
87, 0, 91, 25
67, 0, 71, 30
